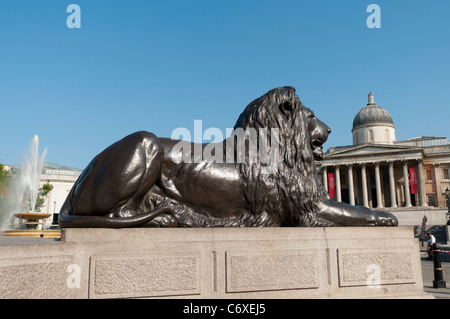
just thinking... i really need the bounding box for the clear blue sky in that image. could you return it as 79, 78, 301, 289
0, 0, 449, 170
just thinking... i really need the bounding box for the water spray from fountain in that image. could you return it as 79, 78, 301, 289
17, 135, 48, 214
2, 135, 60, 238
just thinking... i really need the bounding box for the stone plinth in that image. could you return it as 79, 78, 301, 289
0, 227, 432, 299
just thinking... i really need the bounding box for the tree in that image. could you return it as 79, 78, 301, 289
0, 163, 11, 196
0, 163, 12, 225
34, 182, 53, 212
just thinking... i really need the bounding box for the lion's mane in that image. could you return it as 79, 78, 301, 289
143, 86, 326, 227
233, 86, 325, 226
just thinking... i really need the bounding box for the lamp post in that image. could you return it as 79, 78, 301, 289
445, 188, 450, 225
445, 188, 450, 210
52, 201, 58, 225
433, 249, 447, 288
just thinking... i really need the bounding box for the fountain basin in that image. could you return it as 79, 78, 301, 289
14, 212, 52, 220
2, 213, 61, 238
2, 229, 61, 238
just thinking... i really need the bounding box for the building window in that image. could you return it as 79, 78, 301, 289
385, 129, 389, 141
426, 170, 432, 181
428, 196, 436, 207
443, 168, 450, 180
368, 130, 373, 142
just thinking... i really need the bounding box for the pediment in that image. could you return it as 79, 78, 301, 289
324, 144, 423, 159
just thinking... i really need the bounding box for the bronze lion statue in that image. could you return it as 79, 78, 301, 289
59, 86, 398, 227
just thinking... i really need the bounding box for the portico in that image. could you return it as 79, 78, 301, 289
318, 153, 427, 209
315, 92, 450, 210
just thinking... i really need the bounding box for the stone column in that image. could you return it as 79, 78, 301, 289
361, 164, 369, 208
322, 166, 328, 192
367, 167, 373, 207
417, 159, 427, 207
403, 160, 412, 207
396, 183, 402, 208
434, 163, 443, 207
353, 166, 359, 205
335, 166, 341, 202
375, 162, 383, 208
347, 164, 355, 205
388, 161, 397, 208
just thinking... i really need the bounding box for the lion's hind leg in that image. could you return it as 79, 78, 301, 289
144, 213, 178, 227
62, 131, 165, 224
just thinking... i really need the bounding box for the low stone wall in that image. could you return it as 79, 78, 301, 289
384, 208, 447, 226
0, 227, 432, 299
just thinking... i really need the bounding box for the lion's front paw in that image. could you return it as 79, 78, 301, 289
368, 210, 398, 226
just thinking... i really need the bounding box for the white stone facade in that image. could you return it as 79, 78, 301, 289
38, 163, 82, 226
352, 125, 396, 145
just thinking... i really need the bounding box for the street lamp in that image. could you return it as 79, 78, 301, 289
52, 201, 58, 225
445, 188, 450, 225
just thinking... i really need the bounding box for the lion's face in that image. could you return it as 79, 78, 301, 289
304, 107, 331, 160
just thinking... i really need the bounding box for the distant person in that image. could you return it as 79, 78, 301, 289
427, 232, 437, 260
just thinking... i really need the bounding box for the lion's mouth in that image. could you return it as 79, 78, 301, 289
311, 141, 324, 160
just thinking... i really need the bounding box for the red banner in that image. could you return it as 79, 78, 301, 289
328, 173, 335, 198
409, 168, 418, 194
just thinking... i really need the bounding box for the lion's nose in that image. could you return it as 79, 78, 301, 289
327, 128, 331, 134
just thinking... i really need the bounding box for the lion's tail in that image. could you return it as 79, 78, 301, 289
58, 200, 176, 228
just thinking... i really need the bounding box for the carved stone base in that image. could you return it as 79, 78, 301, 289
0, 227, 432, 298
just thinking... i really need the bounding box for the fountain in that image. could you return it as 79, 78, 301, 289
2, 135, 60, 238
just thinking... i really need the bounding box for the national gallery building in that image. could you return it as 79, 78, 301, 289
317, 93, 450, 214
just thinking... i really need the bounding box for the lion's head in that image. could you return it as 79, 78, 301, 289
304, 106, 331, 160
232, 86, 329, 226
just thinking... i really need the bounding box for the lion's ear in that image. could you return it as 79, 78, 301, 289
279, 100, 294, 116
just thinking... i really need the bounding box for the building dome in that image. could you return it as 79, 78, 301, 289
352, 92, 396, 145
352, 92, 394, 131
